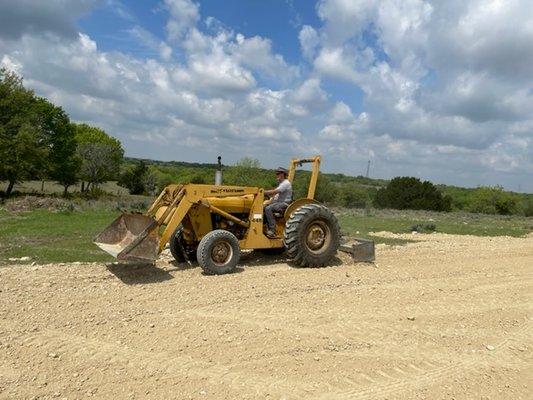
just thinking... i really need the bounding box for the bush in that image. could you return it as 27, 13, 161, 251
340, 183, 370, 208
466, 186, 518, 215
374, 177, 451, 212
155, 172, 174, 191
79, 187, 108, 200
410, 223, 436, 233
314, 175, 338, 205
523, 200, 533, 217
190, 174, 206, 184
118, 161, 155, 195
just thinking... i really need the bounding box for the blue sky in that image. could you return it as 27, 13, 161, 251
78, 1, 319, 60
1, 0, 532, 191
77, 1, 365, 111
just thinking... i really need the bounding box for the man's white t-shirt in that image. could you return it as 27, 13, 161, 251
273, 179, 292, 204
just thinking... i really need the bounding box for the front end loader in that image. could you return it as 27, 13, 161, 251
94, 156, 341, 274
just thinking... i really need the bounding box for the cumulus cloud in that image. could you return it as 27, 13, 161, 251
0, 0, 310, 166
0, 0, 531, 190
0, 0, 96, 40
299, 25, 319, 60
308, 0, 532, 189
164, 0, 200, 42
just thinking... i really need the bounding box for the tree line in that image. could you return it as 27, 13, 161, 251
0, 69, 124, 197
123, 157, 533, 217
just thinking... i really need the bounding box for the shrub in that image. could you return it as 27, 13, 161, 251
374, 177, 451, 212
80, 187, 108, 200
524, 200, 533, 217
190, 174, 206, 184
118, 161, 155, 195
340, 183, 370, 208
314, 175, 338, 205
410, 223, 437, 233
466, 186, 518, 215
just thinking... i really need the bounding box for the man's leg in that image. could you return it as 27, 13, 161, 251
265, 202, 288, 237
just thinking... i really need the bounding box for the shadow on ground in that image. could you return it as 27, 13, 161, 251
106, 262, 174, 285
240, 250, 345, 269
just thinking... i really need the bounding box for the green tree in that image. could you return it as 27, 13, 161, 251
523, 199, 533, 217
235, 157, 261, 169
33, 97, 80, 196
0, 69, 47, 196
340, 183, 370, 208
466, 186, 518, 215
118, 161, 154, 195
314, 174, 338, 205
74, 123, 124, 191
0, 124, 48, 196
374, 177, 451, 211
230, 157, 263, 186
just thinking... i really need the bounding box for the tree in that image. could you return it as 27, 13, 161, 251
0, 69, 47, 197
33, 97, 80, 196
339, 183, 370, 208
74, 123, 124, 191
230, 157, 263, 186
523, 199, 533, 217
466, 186, 518, 215
314, 175, 338, 205
118, 160, 155, 195
374, 177, 451, 211
235, 157, 261, 169
0, 124, 48, 196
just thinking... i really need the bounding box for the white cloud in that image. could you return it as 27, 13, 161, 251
164, 0, 200, 42
0, 0, 531, 191
0, 0, 96, 40
128, 26, 173, 61
299, 25, 319, 60
232, 34, 299, 82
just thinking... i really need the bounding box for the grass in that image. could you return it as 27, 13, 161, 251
0, 209, 119, 265
337, 208, 533, 245
0, 203, 531, 265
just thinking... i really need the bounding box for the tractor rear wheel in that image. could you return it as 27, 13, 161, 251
284, 204, 341, 267
197, 230, 240, 275
169, 227, 197, 263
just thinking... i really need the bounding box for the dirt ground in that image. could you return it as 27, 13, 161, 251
0, 232, 531, 400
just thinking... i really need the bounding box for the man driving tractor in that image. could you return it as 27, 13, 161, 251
264, 167, 293, 238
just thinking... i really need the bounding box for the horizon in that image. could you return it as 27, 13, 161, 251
125, 155, 532, 194
1, 0, 531, 192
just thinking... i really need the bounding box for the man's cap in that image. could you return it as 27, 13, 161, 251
275, 167, 288, 174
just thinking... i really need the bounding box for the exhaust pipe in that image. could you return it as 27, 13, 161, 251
215, 155, 222, 185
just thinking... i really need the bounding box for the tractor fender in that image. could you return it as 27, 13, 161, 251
284, 198, 320, 220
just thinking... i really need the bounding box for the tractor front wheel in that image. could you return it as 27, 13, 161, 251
197, 230, 240, 275
284, 204, 341, 267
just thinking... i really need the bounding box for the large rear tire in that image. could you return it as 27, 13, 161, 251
283, 204, 341, 267
197, 230, 240, 275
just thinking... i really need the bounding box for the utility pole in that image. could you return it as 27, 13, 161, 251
365, 160, 371, 178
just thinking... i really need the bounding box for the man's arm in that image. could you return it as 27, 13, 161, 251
265, 188, 281, 196
265, 180, 290, 197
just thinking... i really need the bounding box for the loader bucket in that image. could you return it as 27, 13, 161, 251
94, 213, 160, 262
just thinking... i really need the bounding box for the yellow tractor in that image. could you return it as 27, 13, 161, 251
94, 156, 340, 274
